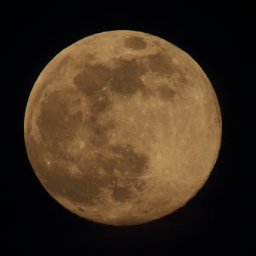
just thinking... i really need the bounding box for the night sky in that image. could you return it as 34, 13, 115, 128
4, 3, 246, 253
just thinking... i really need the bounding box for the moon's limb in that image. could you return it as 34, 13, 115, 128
24, 30, 222, 225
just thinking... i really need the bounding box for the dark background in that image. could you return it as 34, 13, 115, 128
4, 3, 246, 253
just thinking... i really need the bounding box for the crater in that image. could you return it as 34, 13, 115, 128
124, 36, 147, 50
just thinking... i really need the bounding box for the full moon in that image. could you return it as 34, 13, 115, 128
24, 30, 221, 225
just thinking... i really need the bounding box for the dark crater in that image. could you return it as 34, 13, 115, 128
124, 36, 147, 50
146, 52, 188, 84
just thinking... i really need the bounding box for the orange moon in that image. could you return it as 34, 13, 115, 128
24, 30, 222, 225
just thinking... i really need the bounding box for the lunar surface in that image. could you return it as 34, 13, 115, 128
24, 30, 222, 225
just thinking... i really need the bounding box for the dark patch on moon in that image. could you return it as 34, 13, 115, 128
110, 144, 149, 176
112, 186, 132, 202
87, 96, 114, 147
73, 98, 81, 105
147, 52, 188, 85
124, 36, 147, 50
157, 84, 176, 101
90, 95, 111, 117
31, 76, 149, 205
147, 53, 172, 74
72, 58, 149, 151
141, 84, 176, 102
74, 63, 110, 97
72, 53, 185, 106
109, 59, 146, 96
36, 90, 83, 161
73, 58, 147, 98
89, 118, 114, 147
74, 63, 116, 147
69, 143, 149, 204
31, 114, 149, 206
72, 58, 147, 151
42, 160, 104, 205
25, 133, 101, 205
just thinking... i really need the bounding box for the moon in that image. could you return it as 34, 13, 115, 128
24, 30, 222, 226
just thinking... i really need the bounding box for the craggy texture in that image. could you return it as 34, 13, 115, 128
24, 30, 222, 225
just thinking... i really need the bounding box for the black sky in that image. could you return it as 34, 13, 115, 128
4, 3, 246, 253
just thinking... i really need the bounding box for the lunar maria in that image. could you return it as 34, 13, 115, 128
24, 30, 222, 225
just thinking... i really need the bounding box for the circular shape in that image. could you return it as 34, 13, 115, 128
24, 30, 222, 226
